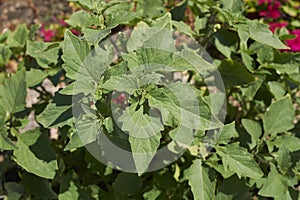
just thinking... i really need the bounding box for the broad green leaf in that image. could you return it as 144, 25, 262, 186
242, 119, 262, 149
217, 121, 238, 145
218, 59, 255, 88
105, 11, 139, 28
6, 24, 29, 48
186, 159, 216, 200
0, 45, 12, 66
82, 28, 110, 44
14, 130, 58, 179
26, 68, 58, 87
113, 173, 143, 195
0, 69, 26, 113
151, 13, 172, 29
62, 30, 90, 80
64, 130, 84, 151
207, 155, 235, 178
273, 134, 300, 152
264, 51, 300, 74
267, 81, 286, 99
119, 104, 163, 174
119, 104, 164, 138
26, 41, 60, 68
127, 25, 175, 52
148, 83, 223, 131
101, 74, 138, 94
37, 103, 73, 128
216, 143, 263, 178
75, 117, 100, 146
21, 172, 57, 199
65, 10, 99, 28
220, 0, 244, 13
136, 0, 166, 19
172, 21, 194, 37
263, 95, 294, 136
277, 147, 292, 170
258, 163, 288, 198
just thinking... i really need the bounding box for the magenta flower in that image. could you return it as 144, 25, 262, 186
59, 19, 68, 27
258, 0, 272, 5
286, 30, 300, 52
269, 21, 288, 32
40, 27, 56, 42
70, 29, 80, 36
112, 93, 127, 105
259, 1, 282, 19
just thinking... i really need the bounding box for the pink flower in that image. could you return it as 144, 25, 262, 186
269, 21, 288, 32
259, 1, 282, 19
70, 29, 80, 36
59, 19, 68, 27
40, 26, 56, 42
258, 0, 272, 5
286, 30, 300, 52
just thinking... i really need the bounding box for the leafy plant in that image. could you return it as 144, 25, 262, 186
0, 0, 299, 199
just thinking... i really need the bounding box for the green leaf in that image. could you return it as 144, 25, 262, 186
148, 83, 223, 131
26, 41, 60, 68
37, 103, 73, 128
14, 129, 58, 179
258, 163, 288, 198
0, 45, 12, 66
240, 76, 264, 100
26, 68, 58, 87
65, 10, 98, 28
6, 24, 29, 48
136, 0, 166, 19
249, 20, 289, 49
215, 175, 252, 200
236, 20, 289, 49
119, 104, 163, 174
186, 159, 216, 200
220, 0, 244, 13
0, 132, 16, 150
4, 182, 24, 200
273, 134, 300, 152
216, 143, 263, 178
21, 172, 57, 199
113, 173, 143, 195
214, 29, 238, 59
62, 30, 90, 80
242, 119, 262, 149
64, 130, 84, 151
59, 171, 81, 200
267, 81, 286, 99
217, 121, 239, 145
262, 95, 294, 136
0, 69, 26, 113
82, 28, 110, 44
218, 59, 255, 88
172, 21, 194, 37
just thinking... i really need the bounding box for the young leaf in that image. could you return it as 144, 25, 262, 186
262, 95, 294, 136
6, 23, 29, 48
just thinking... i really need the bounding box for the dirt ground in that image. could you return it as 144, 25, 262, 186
0, 0, 70, 31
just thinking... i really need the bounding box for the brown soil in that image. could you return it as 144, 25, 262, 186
0, 0, 71, 31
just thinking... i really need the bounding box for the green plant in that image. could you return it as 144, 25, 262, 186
0, 0, 299, 199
